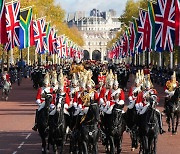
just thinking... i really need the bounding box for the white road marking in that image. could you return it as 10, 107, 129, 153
25, 133, 31, 140
18, 142, 25, 149
12, 151, 17, 154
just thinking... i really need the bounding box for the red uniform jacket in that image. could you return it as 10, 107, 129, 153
36, 87, 55, 104
110, 88, 125, 105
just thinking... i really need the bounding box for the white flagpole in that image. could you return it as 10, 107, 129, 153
52, 54, 54, 64
148, 51, 151, 65
27, 47, 30, 65
143, 51, 145, 66
159, 52, 162, 67
138, 52, 141, 65
134, 53, 137, 66
10, 49, 14, 65
170, 52, 173, 69
55, 54, 57, 64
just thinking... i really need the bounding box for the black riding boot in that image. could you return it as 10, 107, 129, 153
163, 97, 169, 114
32, 109, 38, 131
156, 110, 166, 134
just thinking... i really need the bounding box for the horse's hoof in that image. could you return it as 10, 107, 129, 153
131, 148, 135, 151
172, 132, 177, 135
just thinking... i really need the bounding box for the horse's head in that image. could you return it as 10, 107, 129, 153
56, 93, 65, 113
44, 92, 52, 108
149, 95, 158, 109
85, 101, 100, 124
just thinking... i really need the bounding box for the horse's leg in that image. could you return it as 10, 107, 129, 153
153, 137, 157, 154
109, 136, 115, 154
166, 116, 171, 132
82, 141, 88, 154
130, 130, 138, 151
175, 114, 179, 134
143, 136, 148, 154
117, 137, 122, 154
92, 143, 98, 154
171, 114, 175, 134
5, 90, 8, 101
41, 136, 47, 154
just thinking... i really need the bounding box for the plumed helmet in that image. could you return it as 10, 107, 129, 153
71, 73, 78, 85
171, 71, 176, 79
113, 74, 119, 86
135, 72, 140, 84
144, 80, 152, 89
44, 72, 50, 86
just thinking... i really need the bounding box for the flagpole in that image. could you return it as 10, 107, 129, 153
134, 54, 136, 66
159, 52, 162, 68
27, 47, 30, 65
138, 52, 141, 66
10, 48, 14, 65
58, 57, 60, 65
55, 54, 57, 64
52, 54, 54, 65
170, 52, 173, 69
148, 51, 151, 65
34, 50, 37, 65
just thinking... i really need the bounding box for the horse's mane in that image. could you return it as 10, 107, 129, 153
171, 87, 180, 103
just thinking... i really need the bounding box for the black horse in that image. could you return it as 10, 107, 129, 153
48, 93, 66, 154
125, 105, 139, 151
80, 101, 100, 154
138, 99, 159, 154
165, 87, 180, 134
31, 70, 44, 89
37, 93, 52, 154
103, 104, 126, 154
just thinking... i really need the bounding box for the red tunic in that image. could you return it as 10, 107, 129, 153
36, 87, 55, 104
110, 88, 125, 104
98, 75, 106, 83
135, 92, 146, 107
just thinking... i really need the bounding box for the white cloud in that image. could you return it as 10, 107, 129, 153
55, 0, 128, 16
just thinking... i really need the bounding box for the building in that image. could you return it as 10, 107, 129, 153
67, 9, 121, 61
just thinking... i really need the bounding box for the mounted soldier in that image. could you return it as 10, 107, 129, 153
135, 79, 165, 134
99, 70, 114, 114
32, 72, 54, 131
128, 73, 141, 109
2, 68, 11, 87
164, 71, 179, 112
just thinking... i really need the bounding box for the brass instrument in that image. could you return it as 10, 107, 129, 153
166, 81, 176, 92
70, 64, 85, 74
80, 89, 96, 107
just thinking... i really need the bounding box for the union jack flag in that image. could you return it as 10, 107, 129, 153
122, 28, 130, 57
154, 0, 175, 52
33, 18, 47, 54
175, 0, 180, 46
136, 9, 151, 53
118, 36, 124, 58
56, 35, 65, 58
5, 1, 20, 51
129, 18, 138, 56
48, 27, 57, 55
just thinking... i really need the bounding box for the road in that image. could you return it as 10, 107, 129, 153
0, 77, 180, 154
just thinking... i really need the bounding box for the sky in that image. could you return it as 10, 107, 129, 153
55, 0, 130, 16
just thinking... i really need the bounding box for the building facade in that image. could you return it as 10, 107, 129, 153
67, 9, 121, 61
